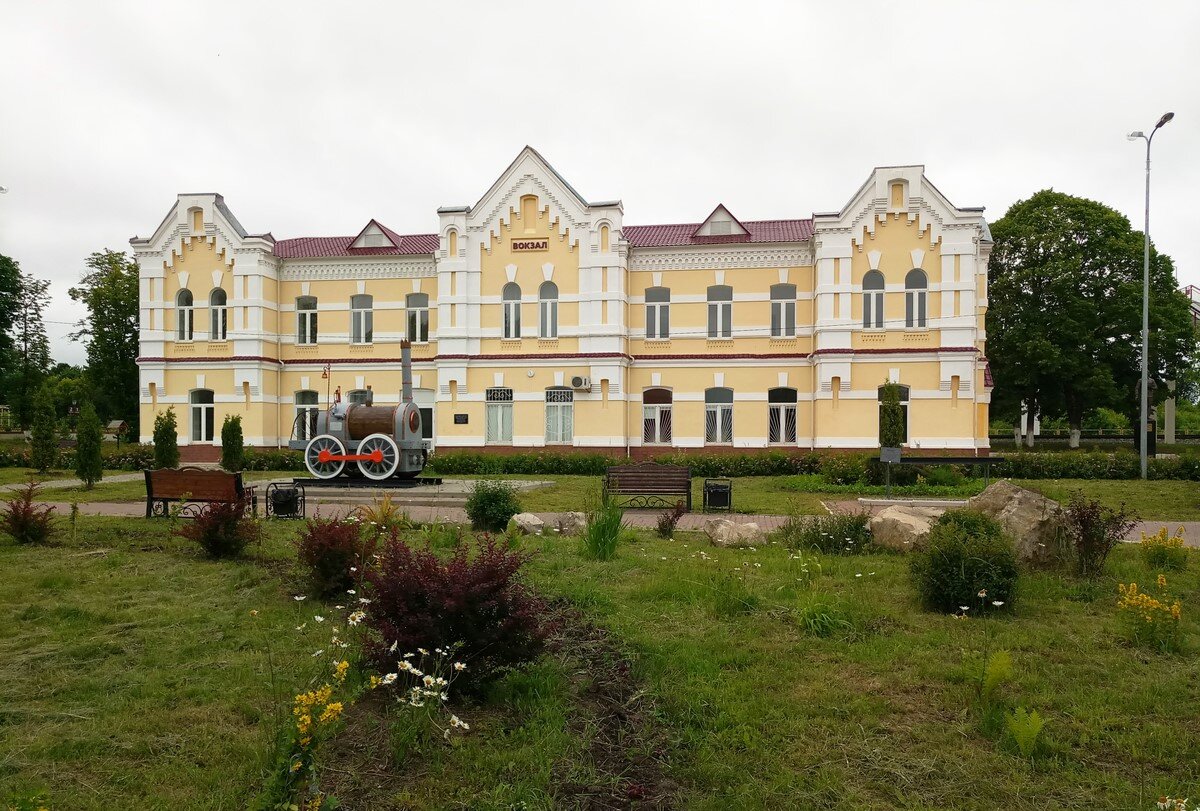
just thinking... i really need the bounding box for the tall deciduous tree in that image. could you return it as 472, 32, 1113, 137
987, 190, 1196, 447
4, 270, 53, 429
70, 250, 140, 433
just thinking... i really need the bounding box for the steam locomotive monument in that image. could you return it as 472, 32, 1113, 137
289, 341, 429, 480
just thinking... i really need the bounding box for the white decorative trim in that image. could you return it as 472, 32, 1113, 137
911, 248, 925, 269
629, 245, 814, 271
178, 271, 190, 289
714, 372, 725, 387
778, 372, 788, 387
778, 268, 789, 283
542, 262, 554, 281
651, 372, 661, 387
210, 270, 224, 288
356, 281, 366, 294
493, 372, 504, 387
867, 250, 881, 270
652, 271, 662, 287
715, 270, 726, 286
412, 278, 421, 293
279, 258, 435, 281
505, 264, 518, 282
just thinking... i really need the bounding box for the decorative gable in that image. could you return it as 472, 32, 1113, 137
350, 220, 399, 249
693, 204, 749, 238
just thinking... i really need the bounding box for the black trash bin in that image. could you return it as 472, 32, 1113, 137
266, 483, 305, 519
703, 478, 732, 512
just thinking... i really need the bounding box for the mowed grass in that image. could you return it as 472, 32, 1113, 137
4, 514, 1199, 808
1021, 479, 1200, 520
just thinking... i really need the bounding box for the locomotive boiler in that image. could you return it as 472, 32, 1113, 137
290, 340, 428, 480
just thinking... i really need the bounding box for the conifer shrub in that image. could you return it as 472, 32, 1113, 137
74, 401, 103, 489
175, 497, 260, 559
910, 510, 1018, 614
0, 482, 57, 545
29, 385, 58, 473
364, 534, 547, 693
464, 479, 521, 532
153, 407, 180, 469
295, 515, 374, 598
220, 414, 245, 472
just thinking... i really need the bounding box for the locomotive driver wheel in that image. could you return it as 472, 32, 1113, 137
305, 434, 346, 479
356, 433, 400, 480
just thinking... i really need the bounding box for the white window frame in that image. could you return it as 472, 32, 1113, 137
707, 285, 732, 339
539, 282, 558, 339
189, 389, 214, 443
863, 271, 885, 329
351, 294, 373, 344
770, 284, 796, 338
544, 387, 573, 443
485, 387, 514, 443
502, 283, 522, 339
642, 388, 673, 445
767, 388, 798, 445
905, 270, 928, 329
645, 287, 670, 339
406, 293, 429, 343
209, 289, 227, 341
295, 390, 319, 441
297, 296, 318, 345
176, 290, 194, 341
704, 387, 734, 444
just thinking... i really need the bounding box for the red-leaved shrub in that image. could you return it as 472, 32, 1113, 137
174, 497, 261, 559
295, 515, 376, 598
364, 533, 548, 693
0, 481, 57, 545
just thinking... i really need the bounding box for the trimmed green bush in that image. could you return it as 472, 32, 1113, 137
242, 447, 305, 471
74, 401, 103, 488
152, 408, 180, 469
465, 479, 522, 532
819, 454, 868, 485
879, 382, 905, 448
29, 385, 58, 473
426, 450, 821, 478
910, 510, 1019, 614
220, 414, 245, 472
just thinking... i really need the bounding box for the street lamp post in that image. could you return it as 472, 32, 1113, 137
1128, 111, 1174, 480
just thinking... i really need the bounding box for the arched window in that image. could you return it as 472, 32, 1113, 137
642, 388, 673, 445
346, 388, 372, 405
176, 289, 194, 341
447, 229, 458, 257
770, 284, 797, 338
351, 294, 373, 344
905, 270, 927, 328
296, 296, 318, 345
485, 387, 514, 443
406, 293, 429, 343
294, 390, 319, 440
768, 387, 798, 444
878, 384, 911, 445
704, 387, 734, 444
707, 285, 732, 339
539, 281, 558, 339
545, 387, 573, 443
502, 283, 522, 339
209, 288, 227, 340
645, 286, 670, 339
863, 271, 885, 329
189, 388, 214, 442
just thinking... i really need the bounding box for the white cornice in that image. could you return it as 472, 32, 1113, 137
280, 257, 436, 280
629, 244, 814, 271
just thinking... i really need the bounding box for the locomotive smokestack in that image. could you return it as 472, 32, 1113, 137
401, 340, 413, 403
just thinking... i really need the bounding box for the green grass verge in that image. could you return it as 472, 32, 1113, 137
1020, 479, 1200, 521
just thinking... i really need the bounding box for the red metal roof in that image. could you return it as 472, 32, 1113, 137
625, 218, 813, 248
273, 231, 439, 259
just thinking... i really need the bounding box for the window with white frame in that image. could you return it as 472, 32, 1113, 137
544, 387, 573, 443
209, 288, 227, 340
642, 388, 672, 444
863, 270, 885, 329
406, 293, 429, 343
539, 281, 558, 338
295, 390, 319, 440
502, 283, 521, 339
878, 384, 911, 444
176, 289, 194, 341
770, 284, 796, 338
905, 270, 927, 328
704, 387, 734, 444
707, 285, 732, 338
768, 387, 798, 444
296, 296, 318, 344
485, 387, 514, 443
347, 389, 372, 405
350, 294, 373, 344
645, 286, 670, 339
189, 388, 214, 442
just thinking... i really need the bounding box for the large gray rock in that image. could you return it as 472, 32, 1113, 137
555, 511, 587, 536
967, 480, 1067, 564
509, 512, 545, 536
705, 518, 767, 548
868, 505, 944, 552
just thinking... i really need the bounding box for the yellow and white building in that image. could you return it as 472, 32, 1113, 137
132, 147, 993, 459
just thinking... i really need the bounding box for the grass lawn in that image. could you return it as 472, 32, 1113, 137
26, 471, 296, 503
1021, 479, 1200, 521
3, 515, 1199, 808
0, 468, 73, 486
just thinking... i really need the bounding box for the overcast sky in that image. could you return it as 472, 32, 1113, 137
1, 1, 1196, 366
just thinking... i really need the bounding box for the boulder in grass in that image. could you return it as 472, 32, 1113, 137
868, 506, 944, 552
967, 480, 1068, 565
705, 517, 767, 548
508, 512, 545, 536
555, 511, 587, 536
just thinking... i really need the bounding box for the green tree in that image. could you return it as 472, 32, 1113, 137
69, 250, 140, 434
153, 407, 180, 469
3, 271, 52, 429
879, 382, 905, 448
987, 190, 1196, 447
74, 400, 104, 488
29, 385, 59, 473
0, 253, 20, 361
221, 414, 245, 472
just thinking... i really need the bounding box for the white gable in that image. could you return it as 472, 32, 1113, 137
351, 222, 397, 249
694, 204, 748, 237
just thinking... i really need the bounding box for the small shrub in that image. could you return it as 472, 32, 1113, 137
773, 512, 872, 555
296, 515, 374, 597
465, 479, 521, 532
74, 401, 103, 488
1117, 575, 1183, 652
357, 494, 412, 538
0, 482, 56, 545
655, 501, 687, 539
364, 534, 548, 693
819, 454, 868, 485
920, 465, 965, 487
582, 499, 625, 560
153, 407, 180, 469
879, 382, 905, 448
910, 510, 1019, 614
220, 414, 245, 472
1005, 707, 1046, 759
174, 497, 261, 559
29, 385, 58, 473
1140, 526, 1189, 572
1064, 491, 1138, 577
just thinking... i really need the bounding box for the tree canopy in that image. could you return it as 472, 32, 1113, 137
70, 250, 140, 433
1, 265, 52, 429
986, 190, 1196, 440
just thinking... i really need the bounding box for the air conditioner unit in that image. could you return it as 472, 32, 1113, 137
570, 375, 592, 391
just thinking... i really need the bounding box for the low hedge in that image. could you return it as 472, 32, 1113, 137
424, 450, 822, 478
0, 444, 156, 471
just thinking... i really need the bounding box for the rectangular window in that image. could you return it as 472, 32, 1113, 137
485, 388, 513, 443
351, 297, 373, 344
642, 405, 672, 444
503, 301, 521, 339
297, 310, 318, 344
864, 291, 884, 329
544, 389, 573, 443
540, 299, 558, 338
646, 301, 669, 339
771, 300, 796, 338
768, 404, 797, 444
707, 301, 731, 338
178, 308, 193, 341
210, 307, 227, 340
407, 307, 429, 343
906, 291, 927, 328
295, 405, 319, 440
704, 404, 733, 444
191, 405, 214, 442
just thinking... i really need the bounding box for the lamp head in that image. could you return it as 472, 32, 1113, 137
1156, 111, 1175, 129
1127, 131, 1145, 141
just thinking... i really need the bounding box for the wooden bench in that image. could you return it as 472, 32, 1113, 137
602, 462, 691, 510
143, 467, 257, 518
